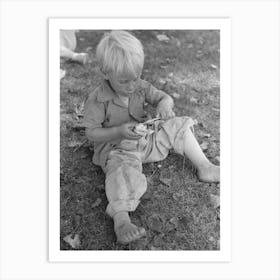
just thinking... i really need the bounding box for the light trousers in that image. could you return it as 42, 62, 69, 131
103, 117, 195, 217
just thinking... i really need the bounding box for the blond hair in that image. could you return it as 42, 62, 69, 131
96, 30, 144, 77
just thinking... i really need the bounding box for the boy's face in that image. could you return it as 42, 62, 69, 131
107, 71, 141, 97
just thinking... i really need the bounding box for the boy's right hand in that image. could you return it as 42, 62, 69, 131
119, 122, 142, 140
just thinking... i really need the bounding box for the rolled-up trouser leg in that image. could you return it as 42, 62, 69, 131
163, 117, 195, 155
104, 150, 147, 218
157, 116, 211, 169
142, 116, 195, 163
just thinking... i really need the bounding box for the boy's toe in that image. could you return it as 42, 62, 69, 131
116, 223, 146, 244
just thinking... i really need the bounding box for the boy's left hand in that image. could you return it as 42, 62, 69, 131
156, 106, 176, 120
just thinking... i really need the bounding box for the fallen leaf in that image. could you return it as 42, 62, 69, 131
165, 222, 176, 232
175, 232, 186, 239
172, 192, 184, 201
212, 107, 220, 112
190, 97, 198, 103
170, 92, 180, 99
156, 34, 170, 42
198, 36, 204, 44
165, 57, 174, 63
215, 156, 220, 163
195, 50, 203, 59
60, 69, 66, 80
210, 64, 218, 69
158, 78, 167, 85
63, 233, 81, 249
210, 194, 220, 208
192, 86, 203, 93
209, 236, 215, 242
187, 43, 193, 49
68, 139, 83, 148
147, 214, 164, 233
91, 198, 102, 208
200, 141, 209, 151
153, 233, 165, 247
193, 119, 199, 126
169, 217, 179, 227
201, 132, 211, 138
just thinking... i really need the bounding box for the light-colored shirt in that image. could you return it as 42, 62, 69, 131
117, 94, 129, 108
83, 79, 168, 168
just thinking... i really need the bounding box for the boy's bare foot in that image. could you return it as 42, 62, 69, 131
115, 222, 146, 244
113, 211, 146, 244
197, 163, 220, 183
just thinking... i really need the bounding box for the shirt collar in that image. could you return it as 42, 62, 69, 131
96, 80, 117, 102
97, 80, 130, 108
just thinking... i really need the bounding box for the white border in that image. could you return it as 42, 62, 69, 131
49, 18, 231, 262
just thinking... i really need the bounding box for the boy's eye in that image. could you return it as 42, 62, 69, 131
119, 80, 129, 84
118, 78, 139, 85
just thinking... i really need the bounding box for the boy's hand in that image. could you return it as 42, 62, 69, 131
156, 106, 176, 120
156, 95, 176, 120
119, 122, 142, 140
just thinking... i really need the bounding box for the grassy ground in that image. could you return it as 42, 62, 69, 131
60, 30, 220, 250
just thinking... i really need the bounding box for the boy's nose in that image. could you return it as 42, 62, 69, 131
127, 82, 134, 91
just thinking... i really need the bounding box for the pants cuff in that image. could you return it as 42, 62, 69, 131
106, 199, 140, 217
173, 117, 195, 154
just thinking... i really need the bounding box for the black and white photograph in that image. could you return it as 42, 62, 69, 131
1, 0, 280, 279
50, 18, 231, 260
60, 29, 221, 250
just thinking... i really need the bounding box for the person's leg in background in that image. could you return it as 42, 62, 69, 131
60, 30, 89, 64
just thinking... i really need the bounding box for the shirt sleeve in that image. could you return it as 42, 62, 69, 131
145, 83, 169, 106
83, 93, 105, 129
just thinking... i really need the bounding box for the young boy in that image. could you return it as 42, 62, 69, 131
83, 30, 220, 244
